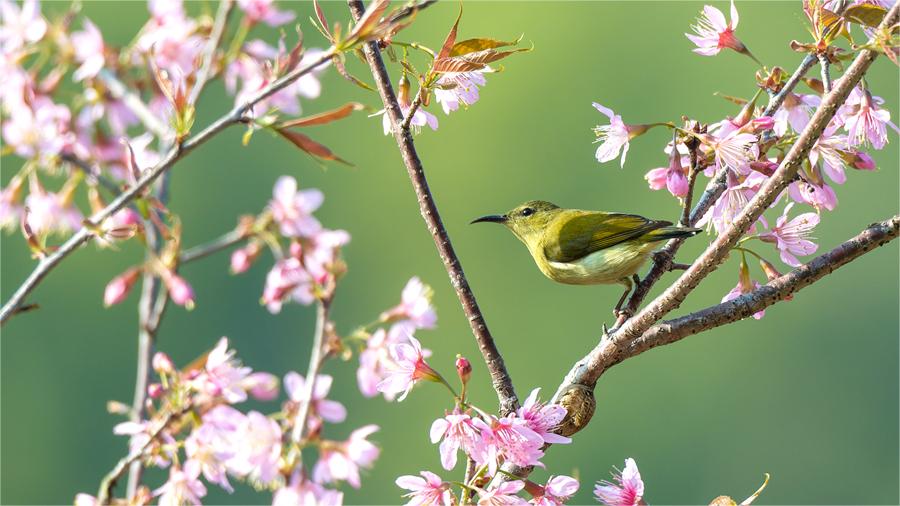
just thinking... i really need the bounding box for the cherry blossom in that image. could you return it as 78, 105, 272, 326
0, 0, 47, 52
517, 388, 571, 445
644, 150, 689, 198
237, 0, 295, 26
760, 203, 819, 267
226, 410, 282, 485
377, 335, 439, 401
843, 87, 898, 150
71, 19, 105, 81
593, 102, 635, 168
396, 471, 454, 506
285, 372, 348, 427
193, 337, 253, 403
594, 458, 645, 506
430, 410, 482, 470
434, 70, 488, 114
722, 259, 764, 319
154, 461, 207, 506
471, 415, 545, 475
478, 480, 528, 506
313, 425, 381, 488
380, 277, 438, 330
529, 475, 580, 506
269, 175, 324, 238
685, 0, 746, 57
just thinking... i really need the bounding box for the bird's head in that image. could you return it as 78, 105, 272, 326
471, 200, 561, 245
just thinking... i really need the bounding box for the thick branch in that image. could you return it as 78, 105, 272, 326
0, 48, 336, 325
553, 0, 898, 405
348, 0, 519, 414
630, 215, 899, 360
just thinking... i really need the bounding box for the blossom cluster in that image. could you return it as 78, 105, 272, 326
593, 0, 897, 314
75, 336, 379, 505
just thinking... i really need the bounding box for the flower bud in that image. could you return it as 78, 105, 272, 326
230, 242, 261, 274
748, 116, 774, 132
455, 355, 471, 385
759, 259, 792, 301
165, 273, 195, 309
289, 240, 303, 259
106, 400, 131, 415
749, 160, 778, 176
244, 372, 280, 401
152, 352, 175, 374
147, 383, 164, 399
103, 268, 141, 307
850, 151, 876, 171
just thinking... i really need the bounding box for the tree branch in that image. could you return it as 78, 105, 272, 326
97, 69, 171, 139
179, 228, 248, 264
628, 215, 899, 360
0, 48, 336, 325
347, 0, 519, 414
552, 0, 899, 413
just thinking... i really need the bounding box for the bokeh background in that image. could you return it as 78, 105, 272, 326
2, 1, 898, 504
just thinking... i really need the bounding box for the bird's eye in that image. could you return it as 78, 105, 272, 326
521, 207, 534, 217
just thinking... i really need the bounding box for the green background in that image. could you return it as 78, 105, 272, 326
2, 1, 898, 504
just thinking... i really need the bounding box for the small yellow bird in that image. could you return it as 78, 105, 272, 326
471, 200, 701, 314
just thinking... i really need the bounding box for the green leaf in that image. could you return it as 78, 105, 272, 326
450, 35, 523, 56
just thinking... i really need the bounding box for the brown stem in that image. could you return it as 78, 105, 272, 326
180, 228, 248, 264
348, 0, 519, 414
290, 299, 331, 444
627, 215, 899, 360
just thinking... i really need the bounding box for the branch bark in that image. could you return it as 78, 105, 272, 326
347, 0, 519, 414
0, 48, 336, 325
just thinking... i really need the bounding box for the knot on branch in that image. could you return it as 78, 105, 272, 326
555, 383, 595, 437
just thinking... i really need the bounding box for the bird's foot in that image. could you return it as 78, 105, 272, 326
612, 309, 631, 329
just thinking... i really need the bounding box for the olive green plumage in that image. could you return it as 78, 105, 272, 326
472, 200, 701, 312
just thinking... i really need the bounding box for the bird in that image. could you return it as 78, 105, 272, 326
471, 200, 701, 316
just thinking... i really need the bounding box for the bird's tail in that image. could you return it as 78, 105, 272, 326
645, 226, 702, 242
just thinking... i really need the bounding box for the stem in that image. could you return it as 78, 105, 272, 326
347, 0, 519, 414
180, 228, 248, 264
0, 48, 336, 325
291, 298, 332, 447
97, 69, 170, 139
818, 53, 833, 93
188, 0, 235, 106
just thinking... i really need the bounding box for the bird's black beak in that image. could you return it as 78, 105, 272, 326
470, 214, 507, 225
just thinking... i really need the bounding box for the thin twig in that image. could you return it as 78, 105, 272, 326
0, 48, 336, 324
188, 0, 235, 106
97, 69, 170, 139
400, 85, 427, 131
818, 53, 833, 93
389, 0, 438, 24
60, 154, 120, 194
180, 228, 248, 264
290, 299, 331, 444
348, 0, 520, 414
96, 407, 189, 505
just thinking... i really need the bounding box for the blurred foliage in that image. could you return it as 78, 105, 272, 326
1, 1, 898, 504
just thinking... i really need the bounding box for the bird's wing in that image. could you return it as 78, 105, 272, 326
543, 212, 672, 263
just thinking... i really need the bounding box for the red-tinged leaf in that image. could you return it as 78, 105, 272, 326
278, 103, 365, 128
844, 3, 888, 27
314, 0, 330, 37
280, 31, 304, 74
450, 35, 523, 56
275, 128, 352, 165
350, 0, 389, 40
432, 45, 531, 73
712, 92, 748, 105
437, 7, 462, 61
122, 139, 142, 184
332, 54, 375, 91
802, 77, 825, 94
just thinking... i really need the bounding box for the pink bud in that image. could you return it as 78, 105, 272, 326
456, 355, 472, 385
147, 383, 164, 399
851, 151, 876, 171
152, 352, 175, 373
244, 372, 280, 401
230, 242, 261, 274
103, 269, 141, 307
165, 274, 195, 309
289, 240, 303, 259
749, 160, 779, 176
750, 116, 774, 132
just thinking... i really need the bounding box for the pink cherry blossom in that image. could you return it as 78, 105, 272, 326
71, 19, 105, 81
357, 325, 411, 399
594, 458, 645, 506
471, 416, 545, 475
396, 471, 454, 506
2, 96, 74, 162
788, 179, 838, 211
313, 425, 380, 488
0, 175, 24, 231
74, 493, 97, 506
644, 150, 689, 198
377, 335, 438, 401
194, 337, 253, 403
381, 277, 438, 330
685, 0, 745, 56
849, 150, 876, 171
262, 257, 315, 313
23, 179, 83, 236
843, 87, 898, 150
273, 472, 344, 506
760, 203, 819, 267
530, 475, 580, 506
300, 228, 351, 282
137, 0, 202, 76
517, 388, 571, 445
707, 130, 759, 174
270, 176, 323, 238
592, 102, 632, 168
0, 0, 47, 51
237, 0, 295, 26
185, 407, 243, 493
226, 43, 327, 115
773, 93, 820, 136
430, 410, 482, 470
809, 128, 849, 184
285, 372, 348, 426
154, 461, 207, 506
697, 170, 766, 234
243, 372, 280, 401
478, 480, 528, 506
434, 71, 488, 114
226, 410, 282, 485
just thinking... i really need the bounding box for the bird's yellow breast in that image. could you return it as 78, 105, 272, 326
529, 241, 657, 285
